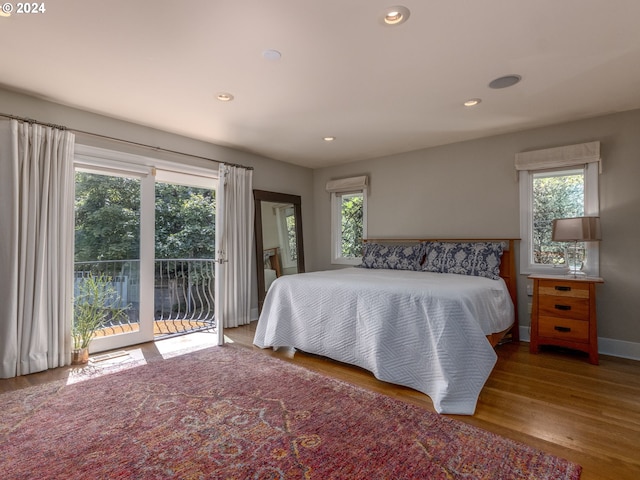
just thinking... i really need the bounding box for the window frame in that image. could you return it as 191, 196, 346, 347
73, 144, 220, 351
331, 188, 368, 265
519, 162, 600, 276
275, 204, 297, 269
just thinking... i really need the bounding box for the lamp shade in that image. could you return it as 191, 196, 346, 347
552, 217, 602, 242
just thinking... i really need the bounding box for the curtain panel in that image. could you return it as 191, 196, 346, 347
0, 119, 75, 378
215, 164, 254, 331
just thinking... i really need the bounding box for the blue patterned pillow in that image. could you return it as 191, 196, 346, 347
421, 242, 505, 280
360, 243, 424, 271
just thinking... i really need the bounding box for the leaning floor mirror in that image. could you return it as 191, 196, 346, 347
254, 190, 305, 312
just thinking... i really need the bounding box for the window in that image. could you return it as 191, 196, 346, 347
326, 175, 368, 265
331, 190, 367, 265
275, 204, 297, 269
519, 162, 600, 276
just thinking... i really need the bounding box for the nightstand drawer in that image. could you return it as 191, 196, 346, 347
538, 295, 590, 321
529, 274, 603, 365
538, 280, 590, 299
538, 316, 589, 342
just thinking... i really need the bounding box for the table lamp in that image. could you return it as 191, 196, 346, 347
552, 216, 601, 277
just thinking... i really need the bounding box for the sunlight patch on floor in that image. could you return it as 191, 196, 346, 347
155, 332, 218, 359
65, 332, 221, 385
91, 350, 130, 362
66, 348, 147, 385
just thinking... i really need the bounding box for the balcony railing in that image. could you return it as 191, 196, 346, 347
74, 259, 216, 339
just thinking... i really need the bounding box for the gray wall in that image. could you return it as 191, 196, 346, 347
0, 88, 315, 315
4, 87, 639, 354
312, 109, 640, 351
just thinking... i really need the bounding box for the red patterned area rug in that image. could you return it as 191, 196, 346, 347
1, 344, 581, 479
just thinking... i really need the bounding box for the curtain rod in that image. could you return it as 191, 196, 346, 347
1, 112, 68, 130
0, 112, 254, 171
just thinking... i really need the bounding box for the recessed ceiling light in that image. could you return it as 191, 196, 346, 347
464, 98, 482, 107
488, 75, 522, 89
323, 136, 336, 142
263, 49, 282, 61
382, 5, 410, 25
216, 93, 234, 102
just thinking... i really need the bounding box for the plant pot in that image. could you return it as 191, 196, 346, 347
71, 348, 89, 365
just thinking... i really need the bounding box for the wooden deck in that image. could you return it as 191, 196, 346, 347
92, 319, 214, 337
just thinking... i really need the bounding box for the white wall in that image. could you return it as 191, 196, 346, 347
260, 203, 281, 251
0, 88, 315, 317
312, 109, 640, 359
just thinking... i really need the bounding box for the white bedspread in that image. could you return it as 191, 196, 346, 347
253, 268, 514, 414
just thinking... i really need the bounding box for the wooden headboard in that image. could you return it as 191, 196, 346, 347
263, 248, 282, 277
363, 238, 519, 342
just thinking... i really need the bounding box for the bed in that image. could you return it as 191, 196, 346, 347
253, 239, 518, 415
263, 248, 282, 292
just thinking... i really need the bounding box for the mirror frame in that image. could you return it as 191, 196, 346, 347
254, 190, 305, 311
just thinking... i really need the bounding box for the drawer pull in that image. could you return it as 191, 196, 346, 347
554, 326, 572, 333
554, 304, 571, 311
555, 286, 571, 292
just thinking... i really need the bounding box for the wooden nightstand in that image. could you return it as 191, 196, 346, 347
529, 274, 604, 365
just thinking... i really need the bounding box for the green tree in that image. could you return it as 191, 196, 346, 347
285, 210, 297, 262
74, 173, 216, 262
532, 172, 584, 264
155, 183, 216, 259
74, 172, 141, 262
341, 193, 364, 257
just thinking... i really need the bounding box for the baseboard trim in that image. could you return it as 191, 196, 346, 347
598, 337, 640, 361
519, 325, 531, 343
518, 326, 640, 361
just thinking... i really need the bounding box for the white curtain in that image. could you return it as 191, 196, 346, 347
0, 119, 75, 378
215, 164, 254, 331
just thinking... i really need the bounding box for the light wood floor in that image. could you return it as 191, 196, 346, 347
2, 323, 639, 479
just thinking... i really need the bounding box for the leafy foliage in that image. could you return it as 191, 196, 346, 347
285, 211, 298, 262
532, 171, 584, 264
75, 173, 141, 262
155, 183, 216, 259
74, 173, 216, 262
72, 274, 129, 350
341, 193, 364, 257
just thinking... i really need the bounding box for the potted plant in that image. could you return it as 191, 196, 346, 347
72, 273, 128, 365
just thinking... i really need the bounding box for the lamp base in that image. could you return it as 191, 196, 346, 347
565, 244, 584, 278
568, 269, 586, 278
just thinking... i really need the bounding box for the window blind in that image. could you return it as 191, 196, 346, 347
325, 175, 368, 193
515, 141, 601, 173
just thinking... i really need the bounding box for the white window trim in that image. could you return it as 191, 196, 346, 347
74, 151, 156, 351
75, 144, 219, 185
331, 189, 368, 265
519, 162, 600, 276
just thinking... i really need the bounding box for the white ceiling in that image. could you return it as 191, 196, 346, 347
1, 1, 640, 168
